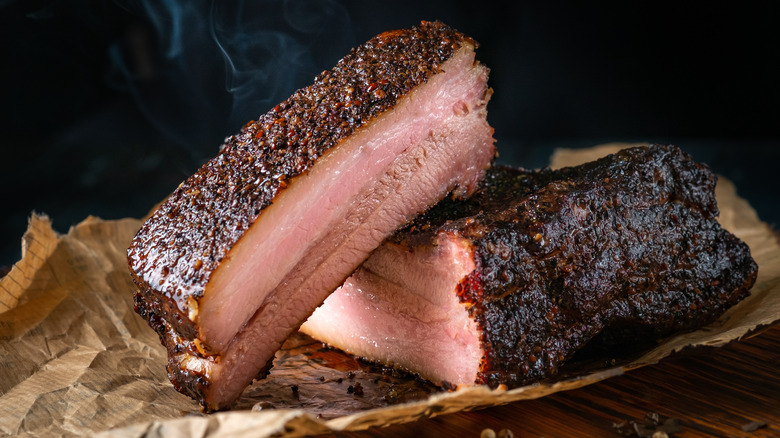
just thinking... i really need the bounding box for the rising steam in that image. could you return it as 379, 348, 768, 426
109, 0, 354, 168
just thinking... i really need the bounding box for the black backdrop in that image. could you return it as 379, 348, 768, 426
2, 0, 778, 266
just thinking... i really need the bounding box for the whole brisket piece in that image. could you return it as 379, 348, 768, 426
301, 145, 758, 389
128, 21, 496, 411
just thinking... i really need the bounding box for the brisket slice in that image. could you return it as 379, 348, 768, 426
301, 145, 758, 389
128, 21, 496, 411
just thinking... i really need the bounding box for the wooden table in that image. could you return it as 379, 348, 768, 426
325, 323, 780, 437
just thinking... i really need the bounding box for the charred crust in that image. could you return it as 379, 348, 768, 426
134, 287, 198, 341
392, 165, 556, 242
455, 266, 485, 306
440, 380, 457, 391
255, 356, 275, 381
397, 145, 757, 389
136, 298, 218, 410
127, 21, 475, 330
167, 360, 212, 411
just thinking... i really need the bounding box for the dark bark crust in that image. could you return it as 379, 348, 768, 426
126, 20, 478, 409
127, 20, 473, 336
398, 145, 757, 388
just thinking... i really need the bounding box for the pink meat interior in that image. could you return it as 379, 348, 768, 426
301, 233, 483, 387
198, 43, 490, 351
184, 43, 494, 407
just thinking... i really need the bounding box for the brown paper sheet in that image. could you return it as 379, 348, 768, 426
1, 144, 778, 437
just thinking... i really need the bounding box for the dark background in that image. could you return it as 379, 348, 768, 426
2, 0, 778, 267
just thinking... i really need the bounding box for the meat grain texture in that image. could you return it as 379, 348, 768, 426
128, 21, 496, 411
301, 145, 758, 389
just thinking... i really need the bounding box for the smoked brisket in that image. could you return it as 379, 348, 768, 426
128, 21, 495, 410
301, 145, 758, 389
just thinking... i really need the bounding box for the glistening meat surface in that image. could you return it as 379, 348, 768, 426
128, 21, 496, 411
301, 145, 758, 389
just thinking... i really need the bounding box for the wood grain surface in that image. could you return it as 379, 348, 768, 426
323, 322, 780, 437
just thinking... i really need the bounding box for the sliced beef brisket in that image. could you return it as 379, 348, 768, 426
128, 21, 496, 411
301, 145, 758, 389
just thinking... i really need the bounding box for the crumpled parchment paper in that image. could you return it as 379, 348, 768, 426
1, 144, 778, 437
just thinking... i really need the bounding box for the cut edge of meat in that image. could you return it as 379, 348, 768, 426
158, 42, 496, 410
301, 145, 759, 392
199, 99, 495, 408
300, 232, 484, 387
197, 42, 492, 353
126, 21, 485, 353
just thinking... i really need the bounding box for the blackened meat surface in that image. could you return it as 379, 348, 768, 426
312, 145, 757, 389
452, 145, 755, 387
130, 20, 477, 325
127, 21, 495, 411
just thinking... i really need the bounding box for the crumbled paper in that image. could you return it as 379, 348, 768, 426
1, 144, 778, 437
